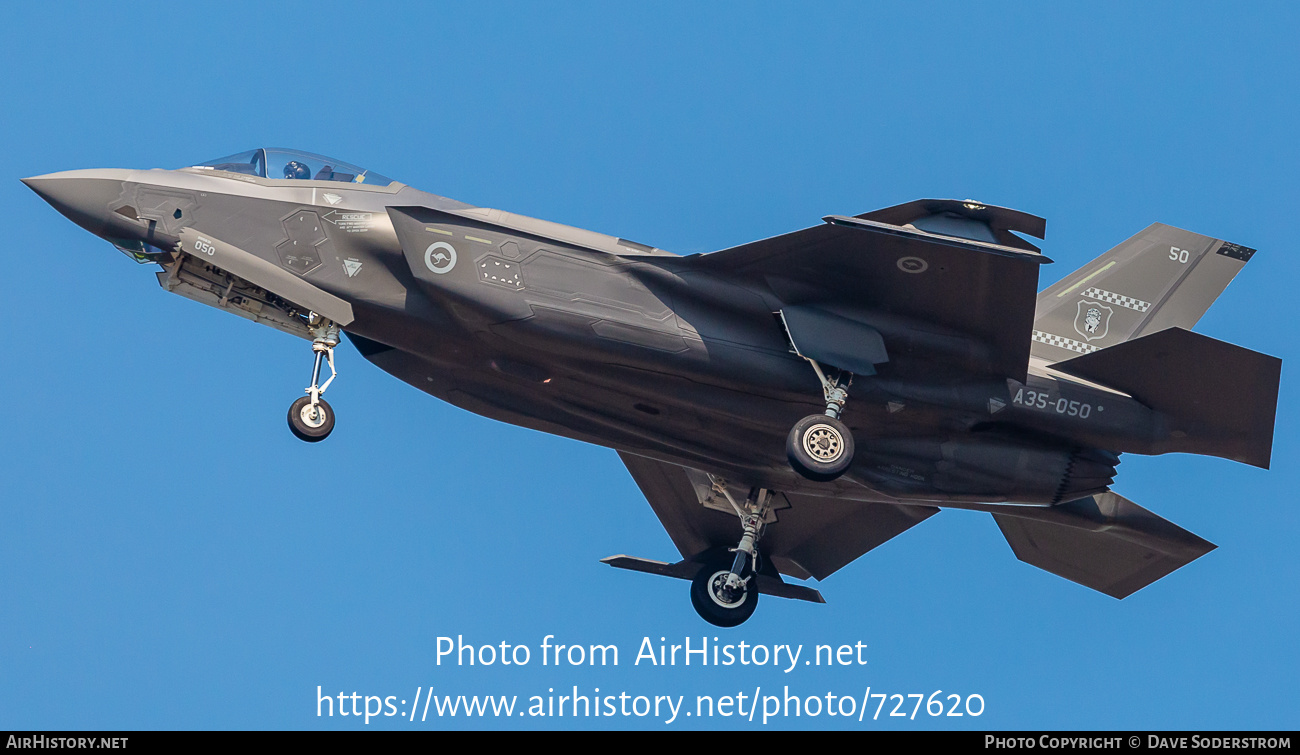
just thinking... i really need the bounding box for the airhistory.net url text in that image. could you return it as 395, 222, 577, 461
316, 685, 985, 725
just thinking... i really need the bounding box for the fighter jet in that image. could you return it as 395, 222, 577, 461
23, 148, 1281, 626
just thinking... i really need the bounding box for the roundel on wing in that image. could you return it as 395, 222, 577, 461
424, 241, 457, 274
896, 256, 928, 274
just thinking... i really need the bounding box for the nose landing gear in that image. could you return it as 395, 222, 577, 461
288, 315, 339, 443
786, 359, 855, 481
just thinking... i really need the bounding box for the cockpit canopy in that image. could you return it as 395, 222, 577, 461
195, 148, 394, 186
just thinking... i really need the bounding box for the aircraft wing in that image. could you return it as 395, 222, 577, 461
693, 202, 1050, 381
611, 451, 938, 590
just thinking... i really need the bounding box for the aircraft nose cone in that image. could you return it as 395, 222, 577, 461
21, 175, 69, 205
22, 169, 132, 237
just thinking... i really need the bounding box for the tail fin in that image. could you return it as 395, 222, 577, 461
1031, 223, 1256, 361
994, 491, 1216, 599
1053, 327, 1281, 469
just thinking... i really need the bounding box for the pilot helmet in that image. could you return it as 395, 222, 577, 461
283, 160, 311, 180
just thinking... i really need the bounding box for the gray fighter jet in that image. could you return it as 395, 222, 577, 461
23, 148, 1281, 626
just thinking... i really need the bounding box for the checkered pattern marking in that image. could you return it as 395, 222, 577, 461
1033, 330, 1098, 354
1082, 287, 1149, 312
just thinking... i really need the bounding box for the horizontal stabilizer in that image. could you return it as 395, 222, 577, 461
993, 491, 1216, 598
601, 555, 826, 603
1053, 327, 1281, 468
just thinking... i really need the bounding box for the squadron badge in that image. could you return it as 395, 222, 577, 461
1073, 299, 1113, 342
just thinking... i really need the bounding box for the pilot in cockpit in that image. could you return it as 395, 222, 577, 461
198, 149, 391, 186
283, 160, 311, 180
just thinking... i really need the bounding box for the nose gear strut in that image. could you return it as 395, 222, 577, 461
786, 357, 856, 481
287, 314, 339, 442
689, 478, 774, 627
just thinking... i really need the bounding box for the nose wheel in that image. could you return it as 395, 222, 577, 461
288, 315, 340, 443
288, 396, 335, 441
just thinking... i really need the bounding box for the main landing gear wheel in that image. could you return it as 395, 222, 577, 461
690, 558, 759, 628
784, 350, 856, 482
787, 414, 855, 482
687, 480, 774, 627
288, 395, 335, 442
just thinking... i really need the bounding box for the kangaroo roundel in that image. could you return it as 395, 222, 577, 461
424, 241, 457, 274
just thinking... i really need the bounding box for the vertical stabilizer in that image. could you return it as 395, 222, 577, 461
1031, 223, 1255, 362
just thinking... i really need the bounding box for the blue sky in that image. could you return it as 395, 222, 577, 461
1, 1, 1297, 730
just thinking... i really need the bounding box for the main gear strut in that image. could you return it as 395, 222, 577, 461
786, 358, 856, 481
689, 477, 774, 627
287, 314, 340, 442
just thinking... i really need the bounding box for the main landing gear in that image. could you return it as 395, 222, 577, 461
786, 359, 855, 482
288, 315, 340, 443
690, 478, 774, 627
